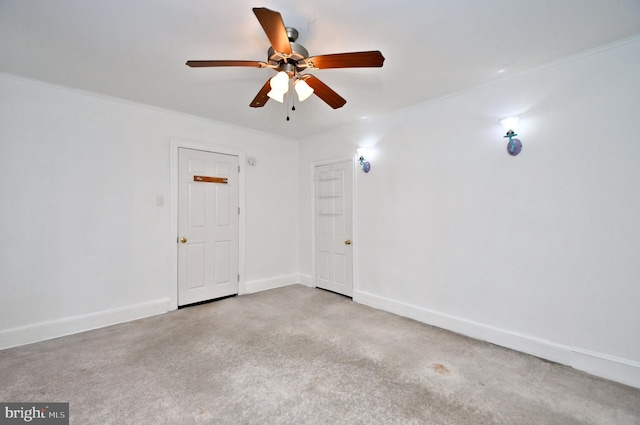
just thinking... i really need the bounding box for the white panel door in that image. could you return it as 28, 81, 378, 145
314, 160, 353, 297
178, 148, 239, 306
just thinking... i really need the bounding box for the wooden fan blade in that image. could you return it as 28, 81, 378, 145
186, 60, 267, 68
306, 51, 385, 69
250, 79, 272, 108
303, 75, 346, 109
253, 7, 292, 56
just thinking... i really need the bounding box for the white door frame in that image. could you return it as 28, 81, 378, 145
169, 137, 246, 311
311, 156, 358, 297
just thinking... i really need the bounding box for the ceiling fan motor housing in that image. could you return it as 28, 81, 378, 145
286, 27, 299, 42
267, 28, 309, 74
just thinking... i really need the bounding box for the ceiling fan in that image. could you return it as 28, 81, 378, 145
186, 7, 385, 109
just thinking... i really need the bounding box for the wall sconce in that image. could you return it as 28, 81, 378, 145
359, 156, 371, 173
500, 116, 522, 156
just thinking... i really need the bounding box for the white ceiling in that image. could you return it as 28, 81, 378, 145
2, 0, 639, 139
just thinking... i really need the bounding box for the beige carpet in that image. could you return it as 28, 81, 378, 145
1, 285, 638, 424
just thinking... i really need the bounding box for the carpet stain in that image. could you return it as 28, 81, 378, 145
430, 363, 450, 375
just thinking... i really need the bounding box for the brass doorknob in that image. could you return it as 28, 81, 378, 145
345, 240, 351, 245
179, 237, 187, 243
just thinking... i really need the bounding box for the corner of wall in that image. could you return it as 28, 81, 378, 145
244, 274, 301, 294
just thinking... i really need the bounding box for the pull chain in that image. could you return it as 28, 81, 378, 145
285, 79, 295, 121
285, 90, 290, 121
286, 93, 295, 121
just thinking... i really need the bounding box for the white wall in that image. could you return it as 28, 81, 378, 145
298, 38, 640, 388
0, 75, 299, 348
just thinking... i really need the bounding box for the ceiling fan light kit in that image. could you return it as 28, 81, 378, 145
267, 71, 289, 102
186, 7, 385, 114
294, 79, 314, 102
270, 71, 289, 93
266, 88, 285, 103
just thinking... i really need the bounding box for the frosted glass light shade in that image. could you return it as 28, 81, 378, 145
500, 116, 519, 132
270, 71, 289, 93
294, 79, 314, 102
267, 89, 284, 103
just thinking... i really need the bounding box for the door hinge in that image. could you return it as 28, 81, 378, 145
237, 273, 240, 282
238, 165, 240, 173
238, 207, 240, 215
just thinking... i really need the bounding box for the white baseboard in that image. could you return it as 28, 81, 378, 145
355, 290, 640, 389
244, 274, 299, 294
0, 299, 170, 351
570, 347, 640, 389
